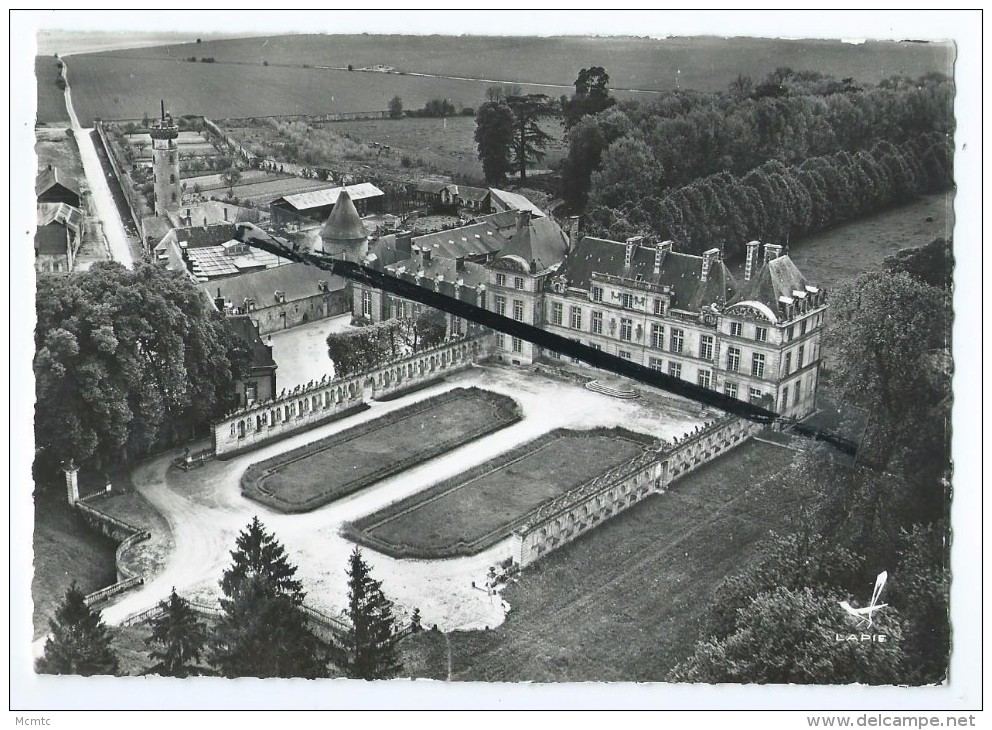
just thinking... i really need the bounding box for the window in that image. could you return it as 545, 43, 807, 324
591, 311, 603, 335
514, 277, 524, 290
650, 323, 665, 349
551, 301, 563, 326
361, 290, 373, 318
171, 192, 177, 202
245, 383, 257, 404
512, 337, 522, 353
730, 321, 743, 337
797, 344, 805, 368
495, 273, 506, 286
548, 349, 562, 359
669, 328, 684, 354
781, 385, 789, 410
697, 369, 712, 389
749, 387, 763, 404
451, 318, 462, 336
668, 362, 682, 379
786, 325, 795, 341
725, 381, 738, 399
751, 353, 766, 378
648, 357, 663, 371
801, 319, 808, 336
699, 334, 714, 360
569, 306, 582, 330
793, 382, 800, 405
591, 285, 604, 302
513, 300, 524, 322
169, 173, 176, 184
619, 318, 633, 342
653, 298, 666, 316
620, 292, 635, 309
589, 343, 602, 351
727, 347, 740, 372
495, 295, 506, 316
496, 333, 505, 349
755, 326, 767, 342
618, 349, 632, 360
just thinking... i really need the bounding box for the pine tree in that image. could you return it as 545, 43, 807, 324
36, 583, 119, 676
209, 517, 328, 678
343, 547, 401, 680
145, 588, 207, 677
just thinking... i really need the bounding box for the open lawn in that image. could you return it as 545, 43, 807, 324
349, 428, 653, 559
400, 438, 804, 681
35, 126, 86, 187
35, 56, 69, 124
32, 488, 118, 639
241, 387, 521, 513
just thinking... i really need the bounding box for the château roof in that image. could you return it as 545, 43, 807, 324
385, 255, 487, 303
225, 315, 276, 371
319, 189, 368, 242
733, 255, 810, 312
202, 262, 346, 307
495, 213, 569, 273
489, 188, 546, 217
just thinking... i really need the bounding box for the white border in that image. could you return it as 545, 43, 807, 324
8, 8, 983, 714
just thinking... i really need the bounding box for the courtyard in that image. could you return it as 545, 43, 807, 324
241, 387, 522, 512
86, 364, 710, 634
348, 428, 655, 559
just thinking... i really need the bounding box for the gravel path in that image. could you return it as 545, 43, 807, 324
98, 365, 706, 633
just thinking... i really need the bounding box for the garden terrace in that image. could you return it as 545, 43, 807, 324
345, 427, 657, 559
240, 387, 521, 513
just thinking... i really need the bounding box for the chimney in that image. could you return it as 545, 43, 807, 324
624, 236, 642, 268
701, 247, 721, 283
161, 99, 165, 122
744, 240, 760, 281
203, 217, 208, 229
654, 240, 672, 275
763, 243, 783, 266
223, 207, 228, 222
566, 215, 580, 252
515, 209, 532, 235
395, 230, 414, 256
213, 287, 225, 312
455, 256, 465, 272
47, 163, 53, 171
422, 246, 432, 263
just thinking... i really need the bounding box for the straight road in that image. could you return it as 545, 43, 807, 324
62, 60, 135, 269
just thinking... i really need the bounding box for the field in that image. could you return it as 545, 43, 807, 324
348, 428, 653, 559
398, 438, 803, 681
62, 35, 952, 126
35, 56, 69, 124
240, 387, 521, 513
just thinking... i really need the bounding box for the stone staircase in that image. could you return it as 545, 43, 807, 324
585, 378, 640, 400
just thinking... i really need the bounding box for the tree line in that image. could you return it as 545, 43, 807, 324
37, 517, 406, 679
327, 311, 447, 377
671, 241, 953, 684
582, 131, 953, 260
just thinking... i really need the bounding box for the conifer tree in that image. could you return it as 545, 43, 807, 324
209, 517, 328, 678
36, 583, 119, 676
145, 588, 207, 677
343, 546, 401, 680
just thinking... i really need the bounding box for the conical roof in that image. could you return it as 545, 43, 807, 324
320, 189, 367, 242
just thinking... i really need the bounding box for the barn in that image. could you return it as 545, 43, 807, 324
269, 183, 385, 226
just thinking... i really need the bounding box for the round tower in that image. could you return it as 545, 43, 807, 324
318, 188, 369, 261
149, 100, 181, 215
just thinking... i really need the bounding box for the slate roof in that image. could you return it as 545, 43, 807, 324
489, 188, 546, 217
166, 201, 253, 229
175, 223, 241, 248
471, 210, 523, 233
496, 214, 569, 273
410, 222, 509, 260
203, 262, 346, 307
225, 315, 276, 371
319, 189, 368, 242
449, 185, 491, 203
556, 237, 740, 310
732, 255, 810, 312
35, 225, 69, 256
416, 181, 449, 195
385, 255, 487, 303
276, 183, 384, 212
36, 167, 79, 199
37, 203, 83, 234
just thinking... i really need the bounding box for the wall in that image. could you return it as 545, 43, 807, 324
511, 415, 763, 567
212, 334, 493, 458
249, 290, 350, 335
75, 497, 151, 603
94, 122, 144, 234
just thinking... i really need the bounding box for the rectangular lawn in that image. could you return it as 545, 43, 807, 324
348, 428, 654, 558
241, 387, 520, 513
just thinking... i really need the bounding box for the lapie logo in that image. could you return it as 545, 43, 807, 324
835, 571, 890, 643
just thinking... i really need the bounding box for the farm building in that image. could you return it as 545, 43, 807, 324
413, 181, 449, 207
440, 184, 490, 212
36, 166, 81, 208
223, 314, 278, 407
35, 203, 83, 274
203, 262, 350, 335
269, 182, 385, 226
489, 188, 546, 218
152, 222, 287, 281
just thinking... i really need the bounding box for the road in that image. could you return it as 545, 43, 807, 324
62, 60, 134, 269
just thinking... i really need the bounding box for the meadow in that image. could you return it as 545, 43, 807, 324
35, 56, 70, 124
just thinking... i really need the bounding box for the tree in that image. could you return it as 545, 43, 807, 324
560, 115, 607, 209
343, 547, 401, 680
222, 165, 242, 193
486, 83, 523, 103
671, 587, 905, 684
589, 135, 658, 208
562, 66, 616, 129
145, 588, 208, 677
37, 583, 119, 676
474, 101, 515, 184
209, 517, 328, 678
388, 95, 404, 119
34, 263, 250, 473
506, 94, 558, 181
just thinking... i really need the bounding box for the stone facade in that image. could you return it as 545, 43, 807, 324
212, 335, 493, 457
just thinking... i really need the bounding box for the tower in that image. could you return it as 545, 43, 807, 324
150, 100, 181, 215
318, 189, 369, 260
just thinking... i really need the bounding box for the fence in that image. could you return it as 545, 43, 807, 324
511, 415, 763, 567
212, 334, 493, 458
75, 496, 151, 606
